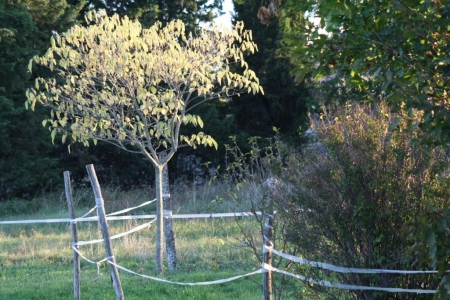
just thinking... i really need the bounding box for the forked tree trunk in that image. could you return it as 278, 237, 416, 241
155, 164, 164, 273
163, 164, 177, 270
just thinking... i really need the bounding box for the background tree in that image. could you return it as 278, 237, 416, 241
175, 0, 310, 179
230, 0, 308, 146
82, 0, 223, 31
0, 0, 84, 200
26, 12, 262, 273
280, 0, 450, 145
19, 0, 86, 35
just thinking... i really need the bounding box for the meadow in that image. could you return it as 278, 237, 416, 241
0, 181, 301, 300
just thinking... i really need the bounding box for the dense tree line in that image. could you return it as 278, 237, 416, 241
0, 0, 309, 199
0, 1, 83, 200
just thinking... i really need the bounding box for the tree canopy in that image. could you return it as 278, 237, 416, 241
83, 0, 223, 31
230, 0, 308, 146
281, 0, 450, 145
0, 1, 85, 199
27, 12, 262, 166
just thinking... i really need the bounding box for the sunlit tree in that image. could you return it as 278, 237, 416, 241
26, 11, 262, 273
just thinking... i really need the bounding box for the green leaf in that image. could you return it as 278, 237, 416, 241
50, 128, 57, 144
197, 116, 204, 128
28, 59, 33, 73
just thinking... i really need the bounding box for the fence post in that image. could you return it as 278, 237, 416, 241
86, 164, 124, 300
263, 214, 274, 300
64, 171, 80, 300
262, 178, 275, 300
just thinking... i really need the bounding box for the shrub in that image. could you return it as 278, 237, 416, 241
283, 102, 450, 299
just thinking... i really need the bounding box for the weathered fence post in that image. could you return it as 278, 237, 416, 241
163, 164, 177, 271
262, 178, 276, 300
86, 164, 124, 300
64, 171, 80, 300
263, 214, 273, 300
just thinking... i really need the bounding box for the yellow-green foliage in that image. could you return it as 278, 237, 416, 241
26, 10, 263, 166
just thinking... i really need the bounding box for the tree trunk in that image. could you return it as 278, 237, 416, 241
155, 164, 164, 274
162, 164, 177, 271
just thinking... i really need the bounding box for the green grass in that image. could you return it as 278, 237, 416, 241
0, 216, 267, 299
0, 181, 278, 299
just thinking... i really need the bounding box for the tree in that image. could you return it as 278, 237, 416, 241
75, 0, 226, 187
19, 0, 86, 35
230, 0, 308, 146
0, 0, 87, 200
26, 11, 262, 273
83, 0, 223, 31
0, 1, 84, 200
280, 0, 450, 146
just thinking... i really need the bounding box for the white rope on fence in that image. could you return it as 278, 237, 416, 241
75, 219, 157, 246
0, 198, 160, 225
71, 219, 265, 287
0, 211, 264, 225
263, 264, 437, 294
265, 245, 440, 275
0, 215, 155, 224
72, 246, 110, 274
109, 260, 265, 286
75, 206, 97, 221
75, 246, 265, 286
264, 246, 442, 294
106, 199, 157, 217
